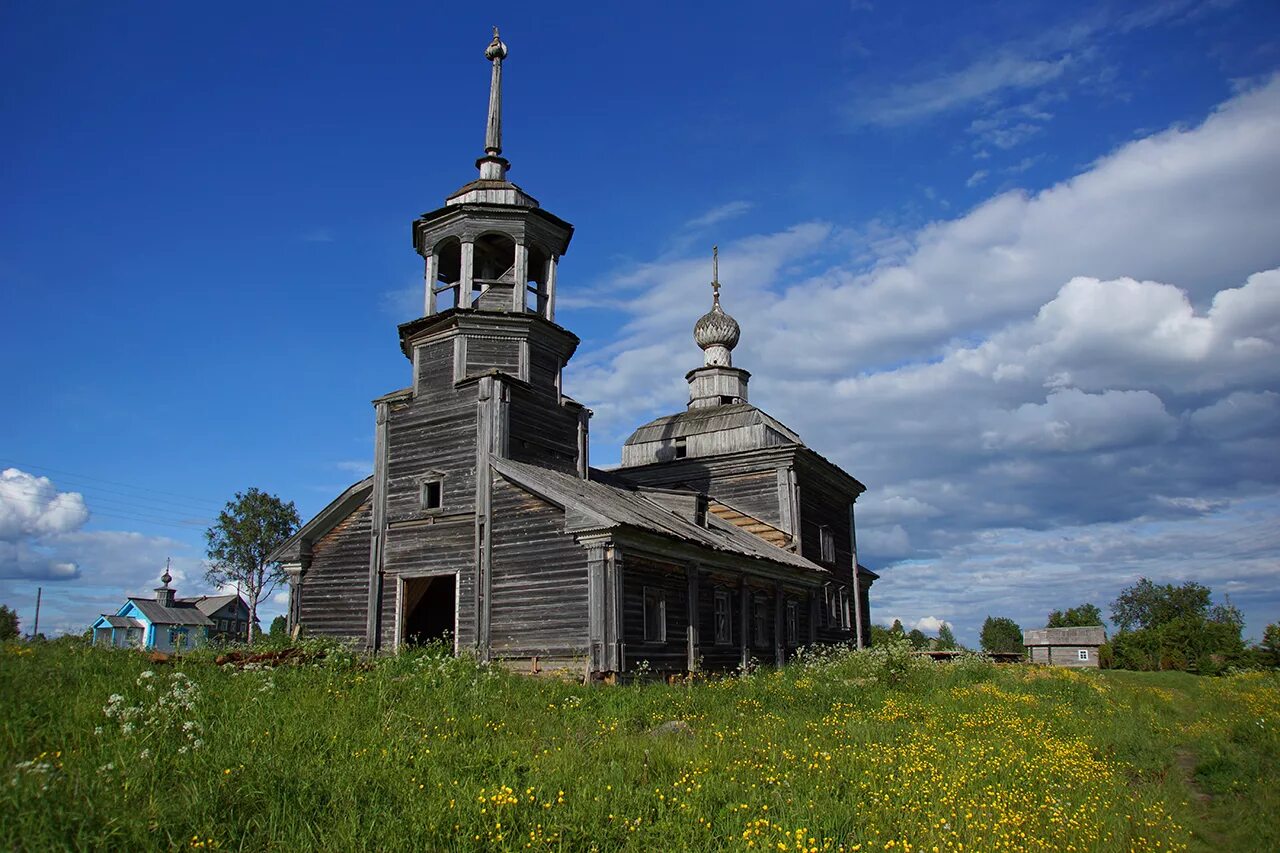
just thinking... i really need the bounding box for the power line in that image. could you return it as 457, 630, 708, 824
0, 459, 226, 510
0, 482, 214, 525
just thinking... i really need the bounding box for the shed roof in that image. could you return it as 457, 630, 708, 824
492, 457, 827, 578
127, 598, 214, 628
623, 403, 803, 446
1024, 626, 1107, 646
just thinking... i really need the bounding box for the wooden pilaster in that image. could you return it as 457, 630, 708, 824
774, 583, 784, 667
686, 563, 700, 672
364, 400, 390, 652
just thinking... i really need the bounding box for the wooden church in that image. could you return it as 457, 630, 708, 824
269, 30, 876, 678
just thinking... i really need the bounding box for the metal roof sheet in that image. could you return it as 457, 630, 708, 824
127, 598, 214, 627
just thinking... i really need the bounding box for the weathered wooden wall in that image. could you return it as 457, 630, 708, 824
488, 476, 589, 659
508, 383, 578, 474
621, 553, 690, 671
296, 500, 372, 642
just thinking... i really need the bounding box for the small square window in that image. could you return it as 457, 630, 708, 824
713, 591, 732, 645
643, 587, 666, 643
1078, 649, 1089, 661
421, 479, 443, 511
674, 438, 688, 459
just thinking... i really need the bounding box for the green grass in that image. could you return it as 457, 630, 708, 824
2, 639, 1276, 852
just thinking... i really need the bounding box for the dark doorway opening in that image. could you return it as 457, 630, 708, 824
401, 574, 456, 648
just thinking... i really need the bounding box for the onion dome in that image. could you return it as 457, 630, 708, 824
693, 245, 740, 358
160, 559, 172, 586
694, 298, 740, 351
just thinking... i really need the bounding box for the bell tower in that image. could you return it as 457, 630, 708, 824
412, 28, 574, 320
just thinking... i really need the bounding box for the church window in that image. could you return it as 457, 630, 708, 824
674, 438, 687, 459
1078, 649, 1089, 661
786, 600, 798, 646
420, 479, 443, 511
713, 591, 732, 645
719, 395, 735, 405
643, 587, 666, 643
819, 526, 835, 563
752, 595, 768, 647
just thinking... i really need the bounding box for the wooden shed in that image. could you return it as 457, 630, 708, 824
1024, 626, 1107, 668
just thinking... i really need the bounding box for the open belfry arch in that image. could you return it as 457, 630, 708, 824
268, 29, 876, 678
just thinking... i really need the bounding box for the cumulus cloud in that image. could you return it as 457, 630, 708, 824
913, 616, 949, 634
0, 468, 89, 580
0, 468, 89, 540
569, 76, 1280, 643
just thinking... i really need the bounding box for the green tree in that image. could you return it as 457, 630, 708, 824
1047, 603, 1103, 628
0, 605, 19, 641
906, 628, 928, 649
936, 623, 958, 650
980, 616, 1023, 653
1259, 623, 1280, 668
889, 619, 905, 637
1108, 579, 1245, 672
205, 488, 300, 648
868, 624, 892, 647
1111, 579, 1211, 632
269, 615, 288, 641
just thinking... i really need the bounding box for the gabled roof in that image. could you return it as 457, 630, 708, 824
267, 476, 374, 565
126, 598, 214, 628
1024, 626, 1107, 646
183, 594, 245, 618
624, 403, 803, 446
492, 457, 827, 578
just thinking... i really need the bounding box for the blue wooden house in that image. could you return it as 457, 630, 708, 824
91, 567, 253, 651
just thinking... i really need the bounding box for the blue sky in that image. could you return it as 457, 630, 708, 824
2, 0, 1278, 645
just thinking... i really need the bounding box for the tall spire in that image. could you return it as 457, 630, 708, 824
478, 27, 510, 181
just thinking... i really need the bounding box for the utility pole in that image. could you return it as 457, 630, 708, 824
31, 586, 42, 639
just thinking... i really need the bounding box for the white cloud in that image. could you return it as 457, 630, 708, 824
569, 76, 1280, 644
850, 54, 1075, 127
965, 170, 989, 188
913, 616, 949, 634
0, 468, 89, 541
685, 201, 754, 230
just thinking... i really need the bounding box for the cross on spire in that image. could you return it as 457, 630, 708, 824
711, 245, 721, 305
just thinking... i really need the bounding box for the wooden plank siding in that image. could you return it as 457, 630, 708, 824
466, 335, 521, 377
507, 383, 579, 474
488, 476, 589, 659
296, 500, 372, 642
619, 455, 791, 532
620, 554, 690, 672
386, 339, 481, 524
382, 515, 477, 648
708, 501, 790, 547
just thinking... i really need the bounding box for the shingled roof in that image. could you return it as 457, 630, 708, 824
492, 457, 828, 578
1024, 626, 1107, 646
624, 403, 803, 446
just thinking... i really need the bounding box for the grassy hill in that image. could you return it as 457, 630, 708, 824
2, 639, 1276, 851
